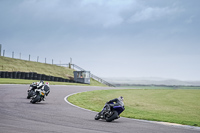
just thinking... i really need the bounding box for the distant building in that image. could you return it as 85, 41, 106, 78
73, 71, 90, 84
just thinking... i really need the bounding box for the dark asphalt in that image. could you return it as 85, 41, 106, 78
0, 84, 199, 133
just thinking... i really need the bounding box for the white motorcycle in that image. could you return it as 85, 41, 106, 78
30, 82, 50, 104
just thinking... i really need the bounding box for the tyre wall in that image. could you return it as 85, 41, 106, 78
0, 71, 75, 83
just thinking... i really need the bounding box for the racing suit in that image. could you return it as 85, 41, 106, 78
107, 98, 124, 108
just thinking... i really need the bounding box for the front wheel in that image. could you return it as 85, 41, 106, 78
105, 111, 118, 122
94, 113, 101, 120
30, 95, 40, 104
27, 90, 34, 99
27, 95, 31, 99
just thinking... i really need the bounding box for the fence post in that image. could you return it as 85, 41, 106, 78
0, 44, 1, 56
19, 53, 21, 59
37, 56, 39, 62
52, 59, 53, 65
12, 51, 14, 58
45, 58, 46, 63
29, 55, 30, 61
3, 50, 5, 56
69, 63, 71, 69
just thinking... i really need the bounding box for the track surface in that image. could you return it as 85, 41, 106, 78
0, 84, 199, 133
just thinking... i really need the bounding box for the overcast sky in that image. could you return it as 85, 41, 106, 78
0, 0, 200, 81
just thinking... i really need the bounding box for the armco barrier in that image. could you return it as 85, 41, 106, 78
0, 71, 75, 83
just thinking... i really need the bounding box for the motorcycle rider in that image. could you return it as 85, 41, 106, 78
37, 80, 44, 89
95, 96, 125, 121
99, 96, 124, 118
107, 96, 124, 108
36, 80, 45, 100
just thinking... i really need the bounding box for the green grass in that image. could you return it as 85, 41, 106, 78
68, 89, 200, 127
118, 85, 200, 89
0, 56, 106, 86
0, 78, 106, 86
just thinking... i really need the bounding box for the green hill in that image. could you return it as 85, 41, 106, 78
0, 56, 106, 86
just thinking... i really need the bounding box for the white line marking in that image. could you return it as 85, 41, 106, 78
64, 91, 97, 113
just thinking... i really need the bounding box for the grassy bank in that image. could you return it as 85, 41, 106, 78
68, 88, 200, 126
0, 56, 74, 79
0, 56, 106, 86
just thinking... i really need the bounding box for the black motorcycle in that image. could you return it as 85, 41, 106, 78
95, 102, 125, 122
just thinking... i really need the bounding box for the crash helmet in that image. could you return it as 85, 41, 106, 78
118, 96, 124, 101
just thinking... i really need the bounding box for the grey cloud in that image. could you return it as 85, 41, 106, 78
127, 6, 183, 23
0, 0, 187, 30
0, 0, 199, 42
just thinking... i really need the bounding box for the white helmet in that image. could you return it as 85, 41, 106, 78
118, 96, 124, 101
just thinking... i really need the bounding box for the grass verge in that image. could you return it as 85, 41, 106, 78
68, 89, 200, 127
0, 78, 107, 86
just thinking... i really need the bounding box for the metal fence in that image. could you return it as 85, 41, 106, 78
0, 45, 57, 65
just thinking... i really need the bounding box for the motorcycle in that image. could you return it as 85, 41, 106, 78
94, 102, 125, 122
30, 83, 50, 104
27, 82, 37, 99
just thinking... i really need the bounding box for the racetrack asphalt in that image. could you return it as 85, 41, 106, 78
0, 84, 199, 133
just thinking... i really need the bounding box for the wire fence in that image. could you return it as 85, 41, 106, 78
0, 45, 65, 65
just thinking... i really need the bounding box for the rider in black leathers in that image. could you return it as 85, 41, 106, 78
107, 96, 124, 109
97, 96, 124, 119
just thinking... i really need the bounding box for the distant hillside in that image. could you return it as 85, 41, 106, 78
103, 77, 200, 86
0, 56, 106, 86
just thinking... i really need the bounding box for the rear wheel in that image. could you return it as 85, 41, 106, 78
106, 111, 118, 122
